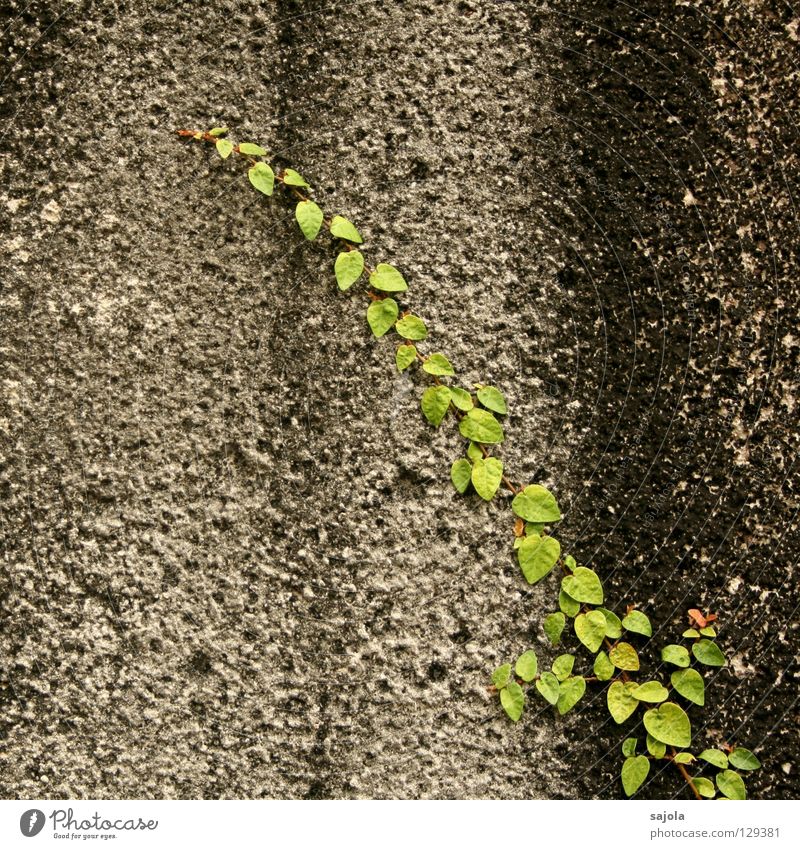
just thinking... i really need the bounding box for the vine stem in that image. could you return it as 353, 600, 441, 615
669, 748, 703, 800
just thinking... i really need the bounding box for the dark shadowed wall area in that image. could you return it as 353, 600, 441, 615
1, 0, 797, 799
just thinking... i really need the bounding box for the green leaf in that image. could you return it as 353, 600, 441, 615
700, 626, 717, 638
673, 752, 695, 765
661, 644, 690, 667
238, 141, 267, 156
334, 250, 364, 290
692, 640, 726, 667
609, 642, 640, 672
395, 314, 428, 341
622, 737, 637, 758
422, 353, 455, 377
643, 702, 692, 748
500, 681, 524, 722
248, 161, 275, 196
536, 671, 560, 705
607, 681, 640, 724
466, 442, 483, 462
593, 650, 615, 681
574, 610, 607, 653
597, 608, 623, 639
448, 387, 472, 412
622, 610, 652, 638
694, 777, 716, 798
511, 484, 561, 523
518, 534, 561, 584
471, 457, 503, 501
699, 749, 728, 769
716, 769, 746, 800
646, 733, 666, 759
329, 215, 363, 244
515, 650, 538, 682
369, 263, 408, 293
557, 677, 586, 715
295, 200, 323, 240
215, 138, 234, 159
682, 628, 700, 639
208, 127, 229, 137
395, 344, 417, 372
544, 612, 566, 646
552, 654, 574, 682
459, 408, 504, 444
621, 755, 650, 797
670, 668, 705, 706
564, 554, 577, 571
632, 681, 669, 703
526, 522, 546, 536
450, 458, 472, 494
558, 590, 580, 618
492, 663, 511, 689
561, 567, 604, 605
729, 748, 760, 771
282, 168, 309, 187
476, 385, 507, 415
367, 297, 399, 338
420, 385, 451, 427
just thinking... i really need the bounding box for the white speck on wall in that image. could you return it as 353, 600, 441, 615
40, 199, 62, 223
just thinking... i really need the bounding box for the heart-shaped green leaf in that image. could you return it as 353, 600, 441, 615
450, 458, 472, 494
692, 639, 726, 666
329, 214, 363, 243
536, 671, 560, 705
671, 668, 705, 706
621, 737, 637, 757
449, 387, 473, 412
334, 250, 364, 290
515, 650, 538, 682
471, 457, 503, 501
593, 650, 615, 681
511, 484, 561, 523
607, 681, 640, 724
367, 297, 399, 338
552, 654, 574, 682
643, 702, 692, 748
282, 168, 309, 187
500, 681, 525, 722
597, 608, 623, 639
238, 141, 267, 156
517, 534, 560, 584
632, 681, 669, 703
716, 769, 746, 800
561, 566, 604, 605
458, 408, 504, 444
729, 748, 760, 771
693, 777, 716, 798
622, 609, 652, 637
544, 612, 566, 646
248, 161, 274, 196
558, 590, 580, 618
395, 343, 417, 371
295, 199, 323, 240
422, 352, 455, 377
491, 663, 511, 689
557, 676, 586, 715
609, 642, 640, 671
646, 734, 666, 759
574, 610, 607, 653
699, 749, 728, 769
420, 385, 451, 426
661, 644, 690, 667
621, 755, 650, 797
476, 385, 507, 415
395, 314, 427, 341
369, 262, 407, 292
215, 138, 234, 159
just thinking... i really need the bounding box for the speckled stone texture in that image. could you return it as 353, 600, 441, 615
0, 0, 797, 800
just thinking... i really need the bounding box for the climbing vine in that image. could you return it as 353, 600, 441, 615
177, 126, 761, 800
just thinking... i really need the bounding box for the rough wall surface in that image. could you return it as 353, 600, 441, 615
0, 0, 797, 799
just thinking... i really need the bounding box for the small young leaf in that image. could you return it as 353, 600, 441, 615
536, 671, 560, 705
295, 200, 323, 240
500, 681, 525, 722
329, 214, 363, 244
511, 484, 561, 523
450, 458, 472, 494
631, 681, 669, 703
621, 755, 650, 797
729, 748, 761, 771
248, 161, 275, 196
544, 612, 566, 646
395, 344, 417, 372
622, 609, 652, 638
476, 385, 507, 415
216, 138, 234, 159
517, 534, 561, 584
208, 127, 229, 137
561, 566, 604, 605
699, 749, 728, 769
558, 590, 580, 618
607, 681, 639, 724
693, 777, 716, 798
420, 385, 452, 427
552, 654, 574, 682
621, 737, 638, 758
574, 610, 607, 653
673, 752, 695, 765
466, 441, 483, 462
395, 314, 428, 341
609, 642, 640, 672
700, 626, 717, 637
334, 250, 364, 290
642, 702, 692, 748
282, 168, 309, 187
458, 408, 504, 444
682, 628, 700, 639
369, 262, 408, 292
597, 607, 623, 639
515, 650, 538, 682
646, 733, 666, 759
593, 650, 615, 681
670, 668, 705, 706
692, 639, 726, 667
449, 387, 473, 412
716, 769, 746, 800
238, 142, 267, 156
557, 676, 586, 715
367, 297, 399, 338
422, 353, 455, 377
526, 522, 546, 536
471, 457, 503, 502
492, 663, 512, 689
661, 644, 690, 667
